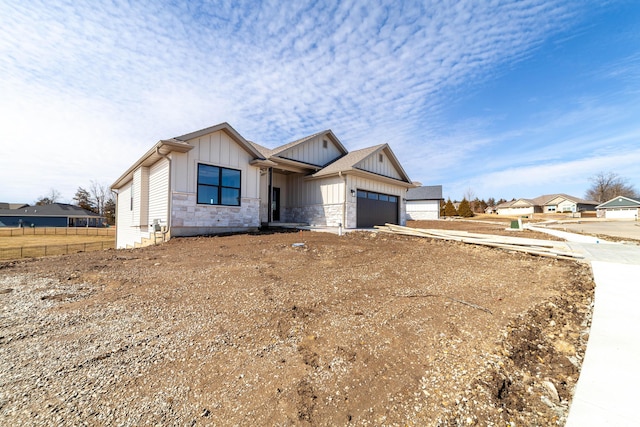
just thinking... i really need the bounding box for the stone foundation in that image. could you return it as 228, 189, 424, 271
171, 192, 260, 234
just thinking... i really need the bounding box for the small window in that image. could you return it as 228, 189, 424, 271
379, 154, 383, 163
388, 195, 398, 203
379, 194, 389, 201
357, 190, 367, 198
322, 139, 328, 148
368, 192, 378, 200
197, 163, 241, 206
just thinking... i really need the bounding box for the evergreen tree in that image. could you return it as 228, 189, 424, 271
458, 198, 474, 217
73, 187, 95, 212
103, 197, 116, 225
444, 198, 457, 217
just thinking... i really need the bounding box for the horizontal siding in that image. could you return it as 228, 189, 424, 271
148, 159, 169, 225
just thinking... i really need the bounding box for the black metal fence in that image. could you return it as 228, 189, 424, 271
0, 241, 116, 260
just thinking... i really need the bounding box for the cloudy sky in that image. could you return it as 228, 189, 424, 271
1, 0, 639, 204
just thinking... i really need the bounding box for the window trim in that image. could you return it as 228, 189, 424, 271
196, 163, 242, 206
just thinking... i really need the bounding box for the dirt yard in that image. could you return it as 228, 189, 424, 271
0, 225, 594, 426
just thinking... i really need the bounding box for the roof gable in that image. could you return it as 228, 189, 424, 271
312, 143, 411, 184
112, 122, 266, 190
175, 122, 264, 159
597, 195, 640, 209
269, 130, 348, 167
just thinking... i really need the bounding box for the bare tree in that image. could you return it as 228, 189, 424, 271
35, 188, 61, 205
89, 180, 109, 216
585, 172, 639, 203
463, 188, 477, 213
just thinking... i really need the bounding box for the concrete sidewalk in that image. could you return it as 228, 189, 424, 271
565, 261, 640, 426
527, 225, 640, 426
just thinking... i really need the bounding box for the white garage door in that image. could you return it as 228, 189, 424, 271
605, 208, 638, 219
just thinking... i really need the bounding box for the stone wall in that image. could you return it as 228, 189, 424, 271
170, 192, 260, 236
288, 203, 344, 226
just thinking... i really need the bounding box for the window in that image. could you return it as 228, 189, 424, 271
322, 139, 328, 148
379, 154, 383, 163
197, 164, 241, 206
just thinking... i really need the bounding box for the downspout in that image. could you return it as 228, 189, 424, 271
156, 147, 172, 240
339, 171, 347, 234
268, 167, 273, 224
112, 189, 119, 248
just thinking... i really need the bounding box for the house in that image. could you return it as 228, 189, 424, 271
0, 203, 105, 227
495, 194, 598, 216
596, 196, 640, 220
405, 185, 443, 220
110, 122, 414, 249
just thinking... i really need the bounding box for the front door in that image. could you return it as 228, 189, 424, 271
272, 187, 281, 221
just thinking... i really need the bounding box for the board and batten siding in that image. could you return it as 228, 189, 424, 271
285, 175, 344, 208
172, 130, 259, 199
148, 158, 169, 226
278, 135, 343, 166
355, 151, 402, 180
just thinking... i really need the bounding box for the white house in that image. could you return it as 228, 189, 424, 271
111, 122, 415, 248
596, 196, 640, 220
495, 194, 598, 216
405, 185, 443, 220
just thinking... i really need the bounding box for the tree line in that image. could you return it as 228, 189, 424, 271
35, 181, 115, 225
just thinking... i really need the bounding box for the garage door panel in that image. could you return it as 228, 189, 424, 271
357, 190, 398, 228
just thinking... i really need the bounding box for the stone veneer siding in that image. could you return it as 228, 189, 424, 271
287, 203, 345, 227
170, 192, 260, 236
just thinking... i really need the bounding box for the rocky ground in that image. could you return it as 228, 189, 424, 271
0, 224, 594, 426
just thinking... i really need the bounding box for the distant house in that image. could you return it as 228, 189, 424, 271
495, 194, 598, 216
405, 185, 443, 220
0, 203, 28, 210
111, 122, 415, 249
0, 204, 105, 227
596, 196, 640, 220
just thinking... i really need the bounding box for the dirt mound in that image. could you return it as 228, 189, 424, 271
0, 230, 593, 425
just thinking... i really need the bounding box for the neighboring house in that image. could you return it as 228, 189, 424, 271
0, 203, 28, 209
485, 206, 497, 214
495, 194, 598, 216
0, 203, 105, 227
596, 196, 640, 220
405, 185, 443, 220
111, 122, 414, 249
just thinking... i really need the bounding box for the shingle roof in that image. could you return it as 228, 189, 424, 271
498, 194, 598, 208
406, 185, 443, 200
0, 203, 103, 217
311, 144, 385, 177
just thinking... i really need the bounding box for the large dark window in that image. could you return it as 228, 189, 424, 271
197, 164, 241, 206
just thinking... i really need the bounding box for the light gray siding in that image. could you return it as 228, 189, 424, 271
278, 135, 343, 166
148, 158, 169, 226
355, 151, 402, 180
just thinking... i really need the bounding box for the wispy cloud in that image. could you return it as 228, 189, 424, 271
1, 0, 632, 203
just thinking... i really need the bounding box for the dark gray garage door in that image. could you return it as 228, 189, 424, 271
356, 190, 398, 228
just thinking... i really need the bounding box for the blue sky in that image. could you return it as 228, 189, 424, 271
1, 0, 639, 204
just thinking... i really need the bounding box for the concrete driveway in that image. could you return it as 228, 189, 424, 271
547, 220, 640, 241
